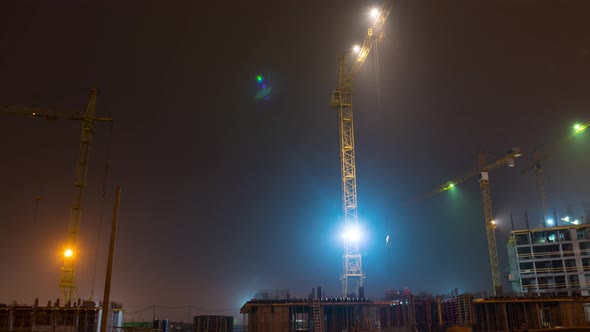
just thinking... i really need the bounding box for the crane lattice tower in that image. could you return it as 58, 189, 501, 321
330, 1, 391, 298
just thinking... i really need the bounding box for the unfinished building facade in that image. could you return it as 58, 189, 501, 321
0, 299, 123, 332
507, 224, 590, 295
241, 294, 590, 332
240, 293, 476, 332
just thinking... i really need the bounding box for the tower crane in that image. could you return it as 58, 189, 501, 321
521, 122, 589, 226
330, 1, 392, 298
424, 148, 522, 295
0, 88, 112, 304
521, 148, 550, 224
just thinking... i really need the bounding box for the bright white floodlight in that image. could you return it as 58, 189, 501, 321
370, 8, 380, 18
349, 228, 360, 242
546, 219, 554, 226
353, 45, 361, 53
343, 226, 361, 242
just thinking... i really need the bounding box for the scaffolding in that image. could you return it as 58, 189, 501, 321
474, 296, 590, 331
241, 293, 590, 332
0, 300, 123, 332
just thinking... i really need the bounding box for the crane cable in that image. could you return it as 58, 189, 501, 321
373, 35, 382, 118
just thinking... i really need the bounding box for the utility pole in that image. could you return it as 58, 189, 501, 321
100, 186, 121, 332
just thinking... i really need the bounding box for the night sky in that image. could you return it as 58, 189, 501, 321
1, 0, 590, 323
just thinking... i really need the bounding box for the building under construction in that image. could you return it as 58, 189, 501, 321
193, 316, 233, 332
507, 223, 590, 295
0, 299, 123, 332
240, 291, 590, 332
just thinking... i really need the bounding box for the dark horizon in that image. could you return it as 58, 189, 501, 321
1, 0, 589, 323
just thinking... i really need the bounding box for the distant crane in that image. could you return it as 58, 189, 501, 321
521, 122, 589, 226
0, 88, 112, 304
521, 148, 550, 224
424, 148, 522, 295
330, 1, 392, 297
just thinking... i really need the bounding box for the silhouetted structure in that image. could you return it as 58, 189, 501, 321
0, 299, 123, 332
193, 316, 232, 332
241, 293, 590, 332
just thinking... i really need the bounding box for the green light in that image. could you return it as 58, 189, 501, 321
442, 182, 456, 191
573, 123, 587, 134
256, 75, 264, 83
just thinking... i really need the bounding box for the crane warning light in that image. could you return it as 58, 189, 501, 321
64, 249, 74, 258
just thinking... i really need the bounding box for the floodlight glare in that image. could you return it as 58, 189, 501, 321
574, 220, 580, 225
370, 8, 380, 18
442, 182, 455, 191
353, 45, 361, 53
546, 218, 554, 226
64, 249, 73, 258
350, 229, 360, 242
561, 216, 570, 222
573, 123, 588, 134
343, 226, 361, 242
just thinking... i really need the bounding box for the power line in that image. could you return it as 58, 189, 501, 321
124, 305, 242, 315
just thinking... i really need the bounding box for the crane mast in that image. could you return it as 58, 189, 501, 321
1, 88, 111, 304
60, 88, 98, 304
330, 1, 392, 298
422, 148, 522, 295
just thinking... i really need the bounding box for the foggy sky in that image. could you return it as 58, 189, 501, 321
1, 0, 589, 323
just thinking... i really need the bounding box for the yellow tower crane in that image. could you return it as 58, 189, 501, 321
425, 148, 522, 295
330, 1, 392, 298
0, 88, 112, 304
